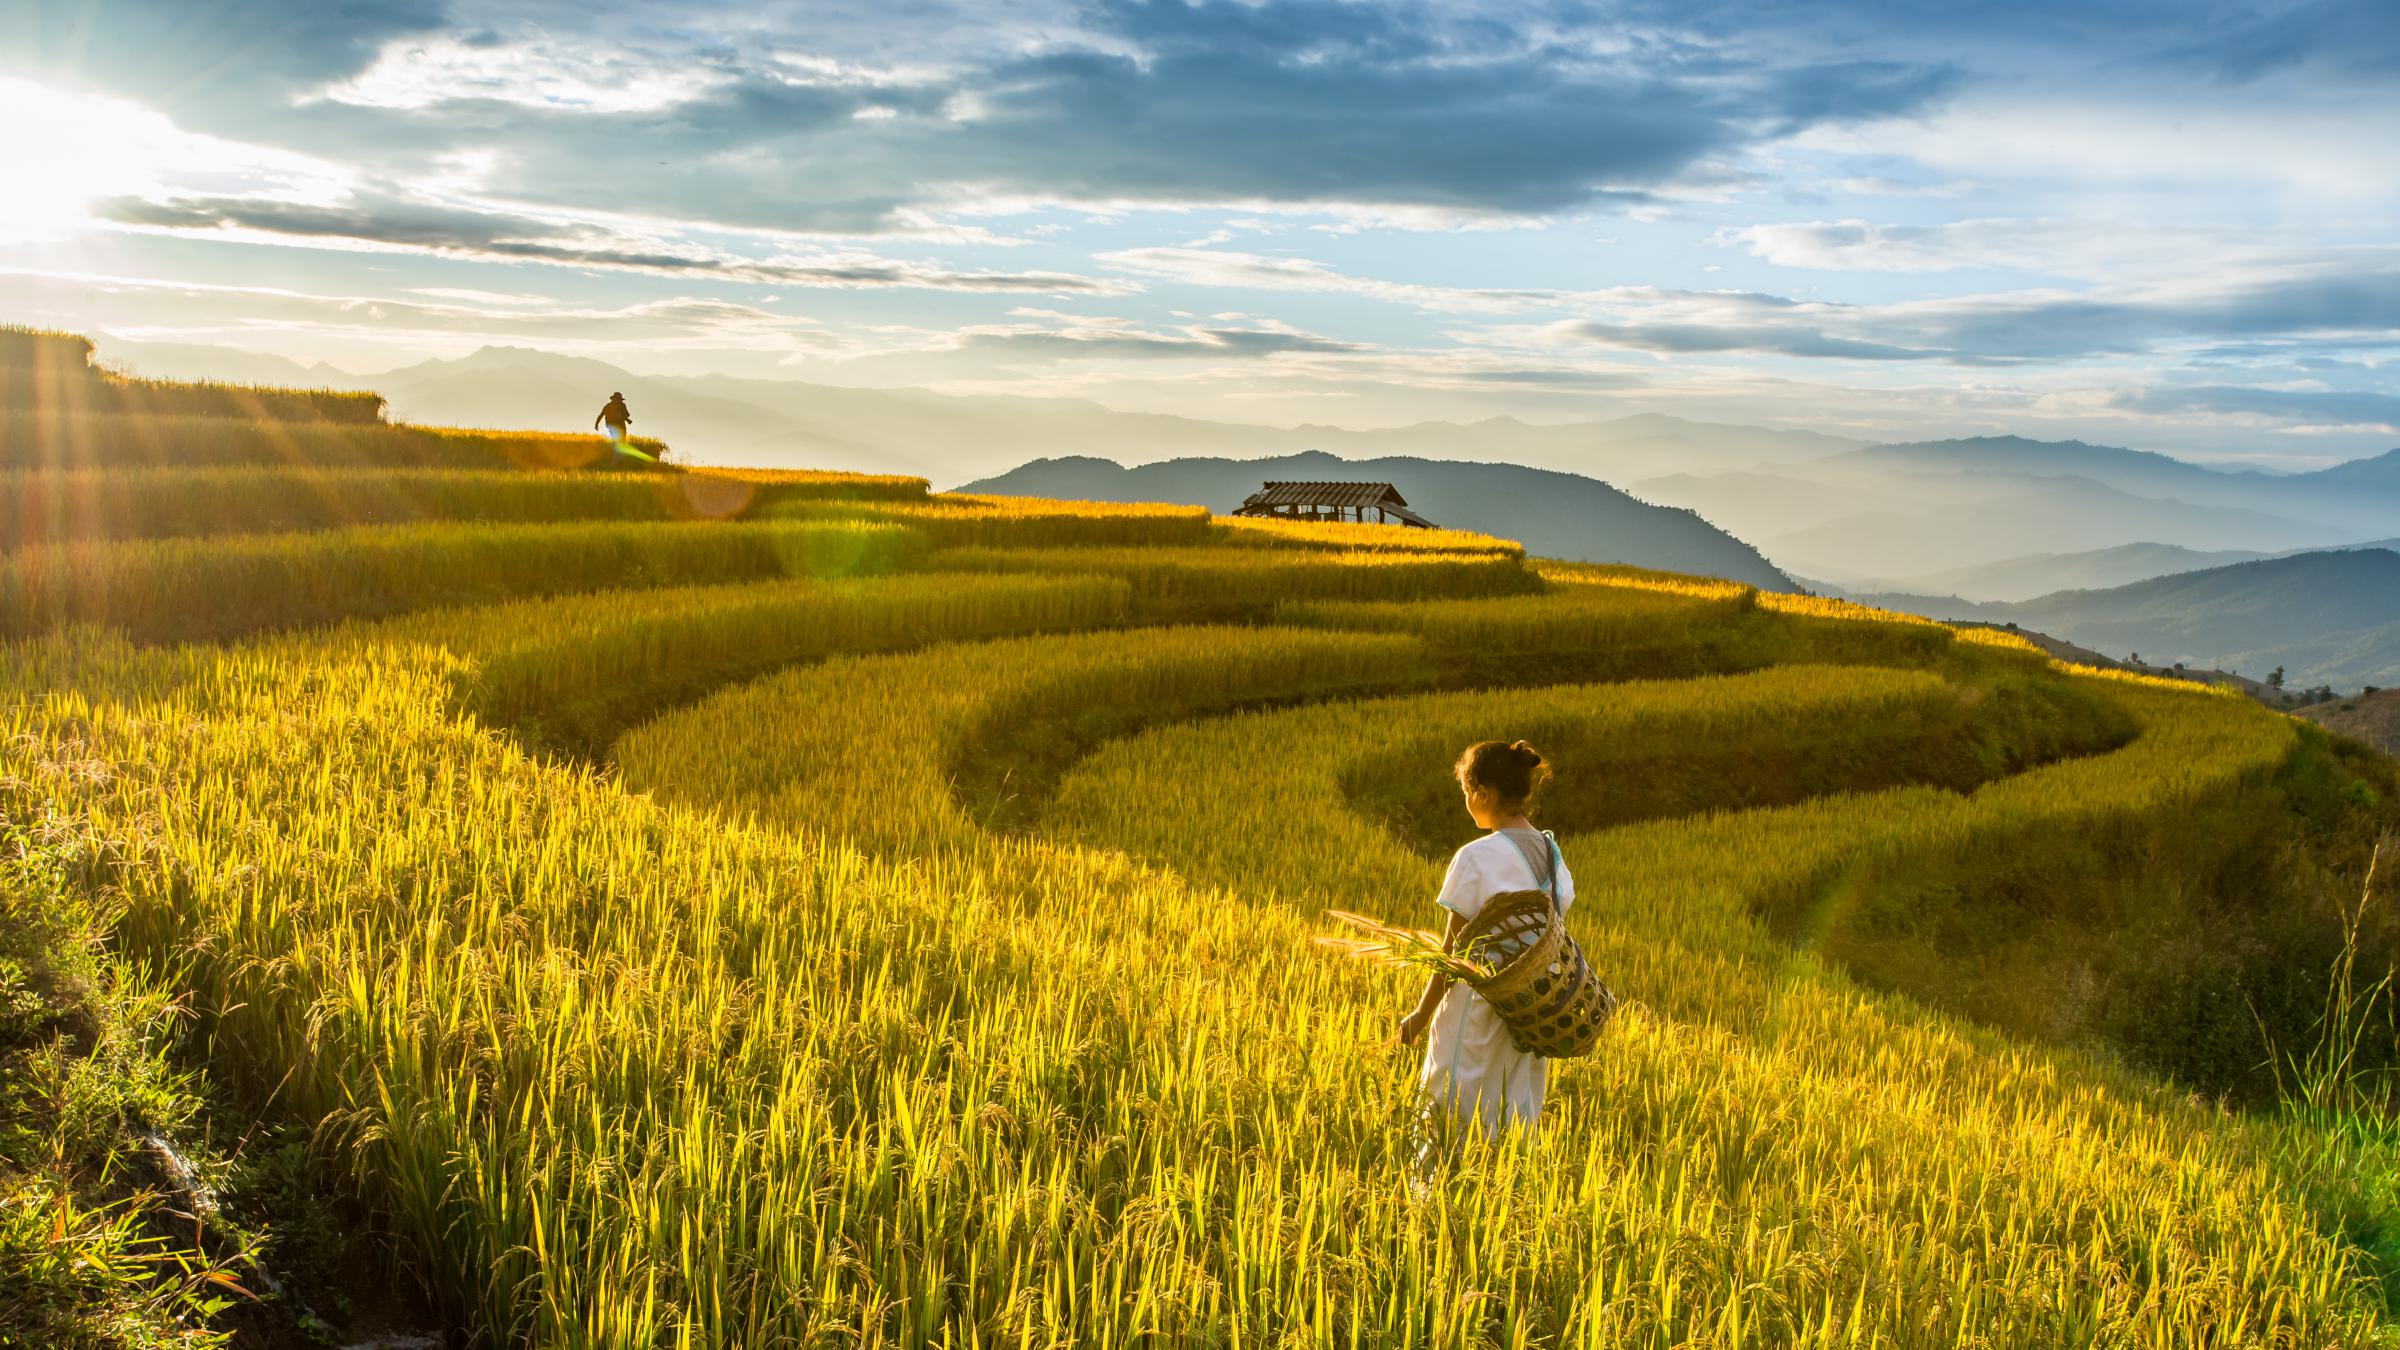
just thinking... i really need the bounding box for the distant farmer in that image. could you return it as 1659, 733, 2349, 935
594, 391, 632, 442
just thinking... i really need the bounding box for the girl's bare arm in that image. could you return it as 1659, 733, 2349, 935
1396, 910, 1469, 1045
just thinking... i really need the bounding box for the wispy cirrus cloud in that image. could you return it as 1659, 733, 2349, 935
1095, 247, 1563, 313
98, 192, 1134, 294
1485, 264, 2400, 365
2113, 384, 2400, 432
0, 265, 845, 358
1715, 219, 2316, 278
947, 311, 1368, 362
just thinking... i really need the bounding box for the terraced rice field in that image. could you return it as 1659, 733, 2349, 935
4, 370, 2396, 1346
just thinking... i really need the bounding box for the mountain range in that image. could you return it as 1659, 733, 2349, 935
1834, 548, 2400, 690
1819, 536, 2400, 605
1639, 436, 2399, 581
96, 339, 1860, 487
960, 451, 1796, 592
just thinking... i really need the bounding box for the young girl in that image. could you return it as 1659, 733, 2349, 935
1395, 739, 1574, 1149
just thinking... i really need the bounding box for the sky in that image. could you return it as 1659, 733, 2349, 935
0, 0, 2395, 466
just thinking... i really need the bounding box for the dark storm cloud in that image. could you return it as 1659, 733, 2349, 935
2114, 385, 2400, 430
98, 193, 1133, 293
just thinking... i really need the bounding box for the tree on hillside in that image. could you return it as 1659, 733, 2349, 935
2268, 666, 2286, 691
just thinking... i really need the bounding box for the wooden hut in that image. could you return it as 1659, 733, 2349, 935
1231, 480, 1437, 528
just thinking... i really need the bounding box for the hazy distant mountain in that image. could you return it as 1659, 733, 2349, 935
1817, 435, 2286, 504
1826, 436, 2400, 515
1848, 549, 2400, 690
1812, 435, 2395, 540
2301, 447, 2400, 496
1858, 542, 2276, 603
960, 450, 1797, 591
1645, 432, 2396, 583
1626, 469, 1914, 543
1853, 535, 2400, 604
96, 339, 359, 390
1759, 477, 2330, 580
99, 339, 1860, 485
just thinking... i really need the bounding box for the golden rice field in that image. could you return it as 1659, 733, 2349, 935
4, 366, 2397, 1347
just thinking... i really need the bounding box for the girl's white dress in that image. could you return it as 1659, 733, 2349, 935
1418, 828, 1576, 1137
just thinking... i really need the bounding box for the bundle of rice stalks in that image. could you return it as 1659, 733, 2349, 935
1319, 909, 1500, 982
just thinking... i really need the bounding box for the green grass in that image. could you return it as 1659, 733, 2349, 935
0, 805, 244, 1349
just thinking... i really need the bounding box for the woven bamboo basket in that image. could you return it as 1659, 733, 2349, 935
1458, 889, 1618, 1058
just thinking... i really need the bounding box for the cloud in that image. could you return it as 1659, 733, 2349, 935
1793, 96, 2400, 208
6, 0, 2393, 468
9, 0, 1964, 233
0, 0, 446, 119
98, 192, 1134, 293
2114, 384, 2400, 432
1723, 219, 2164, 276
1827, 176, 1971, 199
2158, 0, 2400, 82
1626, 0, 2389, 86
0, 265, 848, 358
1492, 263, 2400, 365
1095, 247, 1561, 312
1714, 219, 2400, 287
1905, 266, 2400, 359
1563, 319, 1943, 361
319, 35, 740, 113
1451, 367, 1650, 390
1096, 243, 2400, 369
952, 318, 1368, 362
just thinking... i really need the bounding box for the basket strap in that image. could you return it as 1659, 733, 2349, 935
1499, 828, 1557, 912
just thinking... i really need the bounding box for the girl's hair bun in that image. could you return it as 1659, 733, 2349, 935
1454, 738, 1553, 813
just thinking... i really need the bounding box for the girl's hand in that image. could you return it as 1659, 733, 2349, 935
1395, 1007, 1432, 1047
